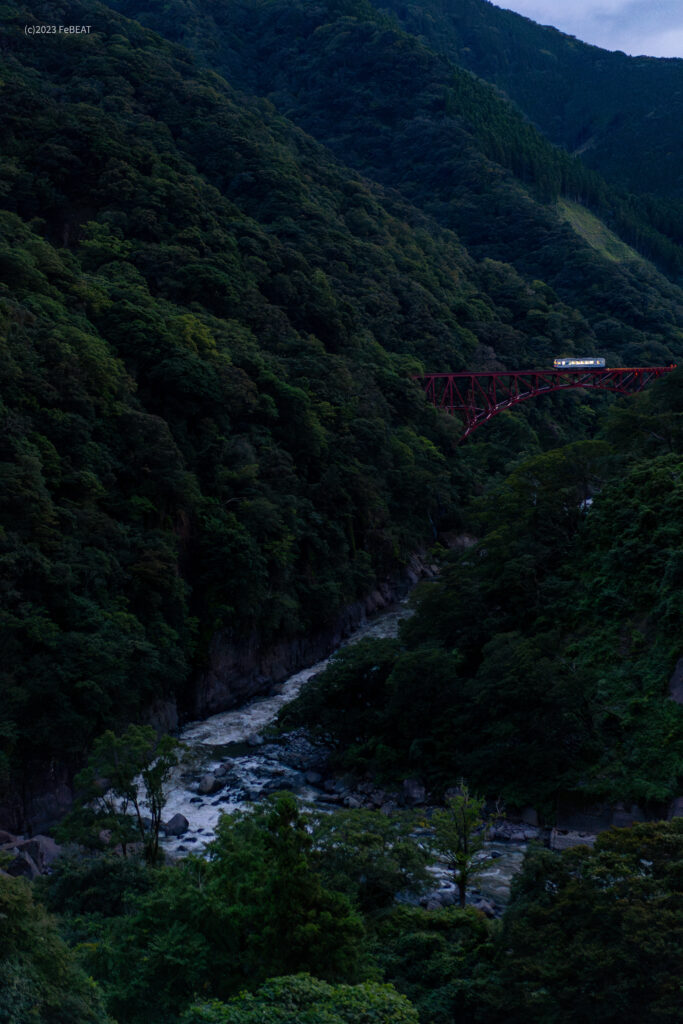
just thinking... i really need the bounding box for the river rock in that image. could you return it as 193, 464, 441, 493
246, 733, 264, 747
17, 835, 62, 872
197, 773, 223, 795
402, 778, 426, 806
267, 730, 329, 771
489, 822, 539, 843
343, 795, 363, 809
6, 851, 40, 880
668, 796, 683, 819
550, 829, 597, 851
304, 771, 323, 785
164, 814, 189, 837
520, 806, 539, 827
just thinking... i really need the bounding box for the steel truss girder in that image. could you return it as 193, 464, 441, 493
414, 367, 675, 441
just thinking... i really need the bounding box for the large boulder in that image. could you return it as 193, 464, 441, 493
197, 773, 223, 796
17, 835, 62, 872
668, 796, 683, 819
471, 898, 496, 918
164, 814, 189, 837
402, 778, 426, 806
550, 829, 597, 852
6, 851, 40, 879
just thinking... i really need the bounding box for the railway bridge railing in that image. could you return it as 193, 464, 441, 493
413, 366, 676, 441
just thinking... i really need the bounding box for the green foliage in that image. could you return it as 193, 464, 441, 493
181, 974, 419, 1024
125, 0, 683, 296
207, 794, 365, 984
3, 4, 683, 1021
0, 873, 112, 1024
373, 905, 494, 1024
3, 0, 683, 815
0, 3, 476, 798
385, 0, 683, 208
284, 397, 683, 810
77, 794, 366, 1023
311, 807, 431, 911
279, 639, 401, 765
40, 854, 152, 920
485, 820, 683, 1022
58, 726, 181, 864
431, 786, 494, 908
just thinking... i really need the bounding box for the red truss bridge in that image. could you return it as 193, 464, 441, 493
414, 365, 676, 441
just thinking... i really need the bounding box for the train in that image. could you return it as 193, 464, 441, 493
553, 357, 606, 369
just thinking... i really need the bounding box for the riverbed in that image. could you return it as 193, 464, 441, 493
159, 602, 530, 906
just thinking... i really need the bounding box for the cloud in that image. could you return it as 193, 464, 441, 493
502, 1, 633, 18
494, 0, 683, 57
632, 27, 683, 58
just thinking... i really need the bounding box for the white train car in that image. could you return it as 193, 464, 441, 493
553, 357, 606, 368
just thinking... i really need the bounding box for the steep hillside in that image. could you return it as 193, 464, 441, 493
1, 0, 474, 807
2, 0, 683, 820
383, 0, 683, 202
283, 374, 683, 813
115, 0, 683, 320
2, 0, 640, 813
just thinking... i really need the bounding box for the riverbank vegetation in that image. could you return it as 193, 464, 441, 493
283, 372, 683, 814
3, 796, 682, 1023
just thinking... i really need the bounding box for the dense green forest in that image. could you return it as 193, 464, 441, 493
4, 798, 683, 1022
2, 0, 683, 1020
381, 0, 683, 274
283, 374, 683, 812
383, 0, 683, 201
4, 0, 682, 804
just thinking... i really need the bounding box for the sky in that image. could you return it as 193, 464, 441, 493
493, 1, 683, 58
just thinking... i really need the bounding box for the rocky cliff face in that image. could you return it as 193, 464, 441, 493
0, 556, 435, 834
191, 555, 435, 719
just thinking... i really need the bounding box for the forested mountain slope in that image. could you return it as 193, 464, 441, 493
381, 0, 683, 257
114, 0, 683, 301
2, 0, 683, 819
1, 0, 476, 805
283, 375, 683, 813
380, 0, 683, 195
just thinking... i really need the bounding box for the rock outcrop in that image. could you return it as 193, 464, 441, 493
191, 555, 435, 719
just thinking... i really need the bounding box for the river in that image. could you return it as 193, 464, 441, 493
159, 602, 530, 907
